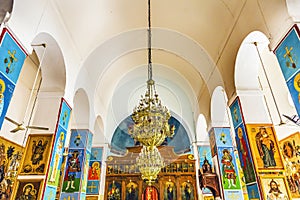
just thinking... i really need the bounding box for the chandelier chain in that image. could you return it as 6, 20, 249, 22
148, 0, 152, 81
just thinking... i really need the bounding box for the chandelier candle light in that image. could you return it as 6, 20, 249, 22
136, 146, 164, 185
128, 0, 175, 185
128, 0, 175, 148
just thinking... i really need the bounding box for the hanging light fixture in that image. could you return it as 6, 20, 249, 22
128, 0, 175, 148
136, 146, 164, 185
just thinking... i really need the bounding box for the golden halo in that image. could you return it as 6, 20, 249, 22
23, 183, 34, 193
293, 72, 300, 92
92, 161, 100, 168
0, 79, 6, 94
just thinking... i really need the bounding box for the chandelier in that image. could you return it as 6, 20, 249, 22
128, 0, 175, 148
136, 146, 164, 185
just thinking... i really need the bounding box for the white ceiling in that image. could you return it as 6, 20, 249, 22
6, 0, 295, 142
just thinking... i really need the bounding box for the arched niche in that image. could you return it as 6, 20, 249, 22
93, 115, 108, 145
210, 86, 230, 128
72, 88, 90, 129
196, 114, 209, 142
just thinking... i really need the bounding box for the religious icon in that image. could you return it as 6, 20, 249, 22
49, 132, 65, 183
255, 127, 276, 168
107, 181, 121, 200
181, 182, 194, 200
63, 150, 82, 192
235, 126, 256, 183
0, 137, 23, 199
260, 176, 291, 200
279, 132, 300, 198
164, 181, 175, 200
20, 134, 53, 175
246, 124, 284, 172
126, 182, 138, 200
221, 148, 237, 188
88, 161, 101, 180
13, 179, 43, 200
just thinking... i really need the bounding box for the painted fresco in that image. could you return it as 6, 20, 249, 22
180, 182, 194, 200
0, 28, 27, 129
274, 25, 300, 81
20, 134, 54, 175
279, 132, 300, 198
62, 149, 84, 193
287, 71, 300, 115
230, 97, 243, 128
13, 179, 43, 200
259, 176, 291, 200
214, 128, 233, 147
246, 124, 284, 172
111, 116, 190, 154
69, 130, 88, 149
126, 181, 138, 200
217, 147, 241, 190
198, 145, 213, 173
0, 136, 23, 199
235, 124, 256, 184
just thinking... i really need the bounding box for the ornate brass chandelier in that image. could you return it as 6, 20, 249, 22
136, 146, 164, 185
128, 0, 175, 148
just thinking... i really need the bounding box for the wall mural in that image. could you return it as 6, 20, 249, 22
111, 116, 190, 155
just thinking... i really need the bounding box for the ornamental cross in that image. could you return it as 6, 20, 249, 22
284, 46, 296, 68
88, 181, 97, 192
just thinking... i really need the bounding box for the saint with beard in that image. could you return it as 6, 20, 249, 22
267, 179, 288, 200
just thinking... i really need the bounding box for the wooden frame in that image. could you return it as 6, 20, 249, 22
19, 133, 54, 175
259, 175, 291, 200
12, 178, 44, 200
245, 124, 284, 172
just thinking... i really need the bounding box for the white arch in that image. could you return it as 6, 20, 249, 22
72, 88, 90, 129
